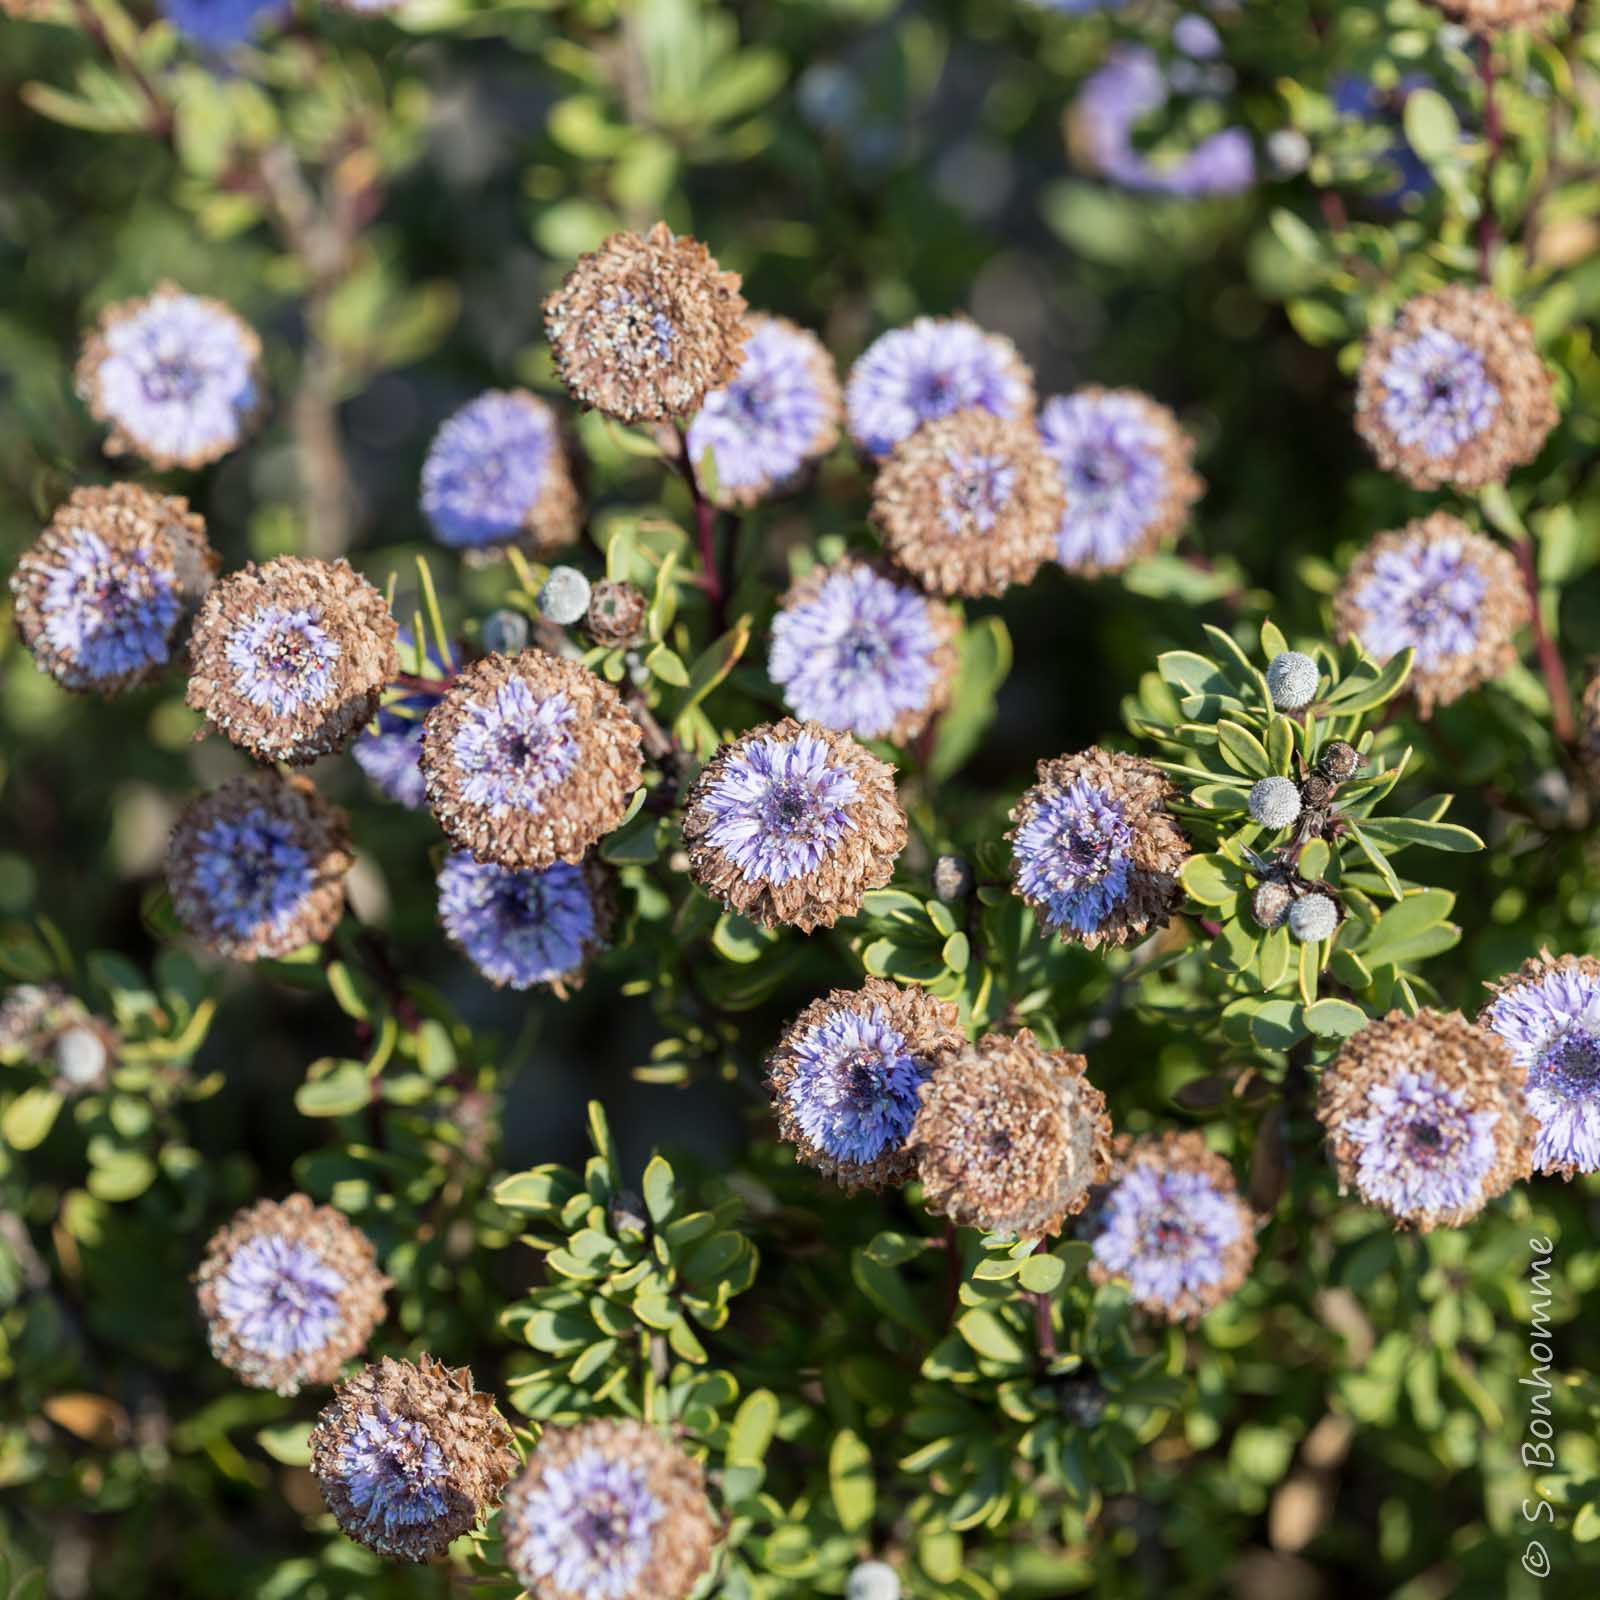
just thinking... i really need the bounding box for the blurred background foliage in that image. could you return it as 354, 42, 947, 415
3, 1, 1600, 1597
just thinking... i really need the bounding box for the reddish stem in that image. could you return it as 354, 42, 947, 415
1479, 34, 1502, 284
392, 672, 455, 695
673, 425, 728, 633
1030, 1238, 1058, 1361
1512, 534, 1576, 746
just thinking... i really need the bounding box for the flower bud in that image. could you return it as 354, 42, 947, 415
587, 579, 649, 645
1266, 650, 1319, 710
1251, 880, 1292, 929
847, 1562, 903, 1600
1288, 893, 1339, 944
933, 854, 974, 903
537, 566, 592, 626
1247, 776, 1301, 830
1300, 773, 1337, 809
480, 608, 530, 656
1318, 741, 1361, 784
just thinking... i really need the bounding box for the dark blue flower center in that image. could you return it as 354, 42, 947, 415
143, 356, 203, 405
1539, 1032, 1600, 1097
1407, 1120, 1444, 1160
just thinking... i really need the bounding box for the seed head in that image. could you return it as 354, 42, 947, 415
1318, 741, 1362, 784
1251, 880, 1292, 929
538, 566, 593, 626
1299, 773, 1337, 810
933, 853, 974, 903
1248, 776, 1301, 830
1287, 893, 1339, 944
1266, 650, 1319, 710
586, 579, 648, 646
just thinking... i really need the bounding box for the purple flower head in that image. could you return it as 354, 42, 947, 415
1333, 75, 1435, 205
353, 630, 453, 811
1483, 959, 1600, 1176
1379, 329, 1500, 461
938, 451, 1016, 534
224, 605, 341, 718
215, 1233, 346, 1362
334, 1407, 450, 1538
505, 1447, 663, 1599
783, 1005, 929, 1168
693, 730, 861, 887
1349, 528, 1486, 670
769, 563, 950, 741
1089, 1162, 1243, 1311
449, 678, 579, 815
1012, 777, 1135, 936
161, 0, 287, 49
189, 806, 318, 946
38, 526, 182, 685
1342, 1068, 1500, 1220
437, 853, 599, 991
420, 390, 566, 551
845, 317, 1032, 458
687, 316, 840, 505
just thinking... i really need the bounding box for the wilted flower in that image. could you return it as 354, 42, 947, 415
1481, 952, 1600, 1177
195, 1194, 389, 1396
167, 774, 353, 961
871, 409, 1063, 598
844, 316, 1035, 458
501, 1418, 718, 1600
437, 852, 614, 994
543, 222, 747, 423
538, 566, 592, 626
686, 314, 842, 506
1008, 747, 1189, 950
682, 718, 907, 932
1354, 287, 1557, 490
1266, 650, 1319, 711
75, 283, 265, 469
420, 650, 643, 869
186, 556, 399, 764
909, 1029, 1114, 1237
586, 579, 648, 646
768, 557, 958, 743
10, 484, 217, 696
1036, 388, 1202, 576
309, 1354, 516, 1563
1287, 892, 1339, 944
419, 389, 579, 557
160, 0, 287, 46
1083, 1132, 1256, 1323
351, 632, 455, 811
1422, 0, 1573, 32
1247, 776, 1301, 830
765, 978, 964, 1190
1333, 513, 1527, 715
1316, 1008, 1536, 1231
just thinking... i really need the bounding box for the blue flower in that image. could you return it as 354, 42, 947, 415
437, 853, 603, 991
785, 1007, 927, 1167
1346, 523, 1487, 670
1332, 75, 1436, 206
352, 629, 453, 811
215, 1233, 344, 1362
1012, 777, 1134, 936
448, 676, 580, 815
189, 807, 317, 945
161, 0, 286, 49
1344, 1069, 1499, 1219
336, 1407, 450, 1534
1377, 328, 1500, 462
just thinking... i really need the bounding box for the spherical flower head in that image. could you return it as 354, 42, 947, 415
1036, 388, 1203, 577
768, 557, 958, 743
309, 1354, 516, 1563
543, 222, 747, 424
1316, 1009, 1535, 1231
1423, 0, 1573, 33
186, 556, 399, 764
160, 0, 287, 47
871, 408, 1063, 599
1333, 513, 1528, 716
421, 650, 643, 870
351, 633, 454, 811
1008, 748, 1189, 950
1083, 1132, 1256, 1323
10, 485, 217, 696
1267, 650, 1320, 711
75, 284, 265, 470
539, 567, 593, 626
847, 1563, 902, 1600
502, 1418, 718, 1600
167, 773, 353, 961
420, 389, 579, 557
766, 978, 964, 1191
845, 316, 1034, 460
686, 314, 842, 507
909, 1029, 1114, 1238
1355, 287, 1556, 490
586, 579, 648, 646
1251, 880, 1291, 929
1318, 740, 1362, 784
1481, 952, 1600, 1177
437, 852, 614, 994
195, 1194, 389, 1396
682, 718, 907, 932
1247, 776, 1302, 830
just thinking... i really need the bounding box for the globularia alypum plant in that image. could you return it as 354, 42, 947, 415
4, 1, 1600, 1596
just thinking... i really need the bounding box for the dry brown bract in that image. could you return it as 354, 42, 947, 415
909, 1029, 1114, 1237
871, 408, 1063, 598
586, 579, 649, 646
543, 222, 748, 423
1424, 0, 1572, 31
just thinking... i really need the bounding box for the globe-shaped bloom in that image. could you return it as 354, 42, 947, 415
1333, 513, 1528, 716
75, 284, 265, 469
309, 1355, 517, 1564
1036, 388, 1202, 576
765, 978, 964, 1190
686, 314, 842, 507
195, 1194, 389, 1396
1083, 1132, 1257, 1323
909, 1029, 1114, 1238
420, 650, 643, 869
1266, 650, 1319, 711
167, 774, 354, 961
1008, 748, 1190, 950
1247, 776, 1302, 830
1355, 287, 1556, 490
10, 485, 217, 696
501, 1419, 719, 1600
543, 222, 748, 423
768, 557, 958, 743
844, 316, 1035, 458
186, 556, 400, 764
351, 631, 455, 811
437, 852, 614, 994
1481, 952, 1600, 1177
871, 409, 1063, 598
1287, 892, 1340, 944
419, 389, 579, 556
682, 718, 907, 932
1316, 1009, 1536, 1231
160, 0, 288, 47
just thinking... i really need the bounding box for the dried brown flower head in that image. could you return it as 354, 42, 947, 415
419, 650, 644, 869
871, 408, 1063, 598
1424, 0, 1572, 31
543, 222, 748, 423
909, 1029, 1114, 1237
682, 718, 908, 932
585, 579, 649, 646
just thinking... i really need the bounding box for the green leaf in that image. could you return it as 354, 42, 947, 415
644, 644, 689, 687
711, 912, 777, 964
1248, 999, 1306, 1052
727, 1389, 779, 1464
294, 1061, 370, 1119
256, 1423, 312, 1467
642, 1155, 676, 1224
1017, 1253, 1066, 1295
1355, 818, 1483, 854
931, 617, 1012, 782
1403, 88, 1461, 164
86, 1149, 156, 1202
851, 1247, 925, 1334
1216, 721, 1272, 779
2, 1087, 63, 1152
1322, 649, 1413, 715
671, 617, 752, 729
1347, 823, 1403, 900
829, 1428, 875, 1536
1181, 854, 1243, 907
1303, 998, 1369, 1038
956, 1309, 1027, 1366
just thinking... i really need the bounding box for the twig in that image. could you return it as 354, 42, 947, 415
1029, 1239, 1058, 1361
1512, 533, 1577, 746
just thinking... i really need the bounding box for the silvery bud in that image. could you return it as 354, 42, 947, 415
537, 566, 593, 626
1288, 893, 1339, 944
1248, 776, 1302, 830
